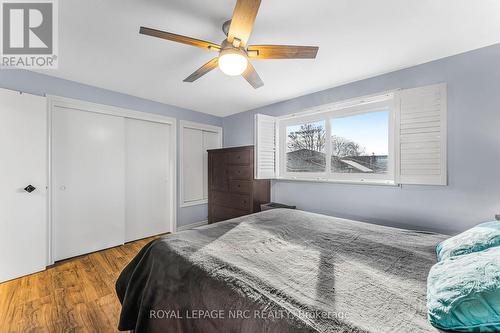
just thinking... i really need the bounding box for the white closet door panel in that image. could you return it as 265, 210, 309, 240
202, 131, 220, 199
53, 107, 125, 261
183, 128, 204, 203
125, 118, 171, 242
0, 90, 47, 283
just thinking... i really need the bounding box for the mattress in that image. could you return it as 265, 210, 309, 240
116, 209, 446, 332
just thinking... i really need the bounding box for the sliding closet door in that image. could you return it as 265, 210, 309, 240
125, 118, 171, 242
53, 107, 125, 261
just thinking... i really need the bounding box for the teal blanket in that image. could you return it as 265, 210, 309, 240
427, 246, 500, 332
436, 221, 500, 261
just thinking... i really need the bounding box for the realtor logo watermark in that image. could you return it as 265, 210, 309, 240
1, 0, 58, 68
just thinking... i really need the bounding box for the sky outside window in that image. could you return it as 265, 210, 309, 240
331, 110, 389, 156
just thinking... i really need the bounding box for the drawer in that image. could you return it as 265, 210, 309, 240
212, 191, 251, 210
227, 165, 251, 180
211, 172, 228, 191
212, 205, 249, 221
229, 180, 252, 194
209, 152, 228, 191
225, 150, 251, 165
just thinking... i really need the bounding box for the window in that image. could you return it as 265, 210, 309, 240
180, 121, 222, 207
330, 110, 389, 175
286, 120, 326, 173
255, 84, 447, 186
280, 98, 395, 184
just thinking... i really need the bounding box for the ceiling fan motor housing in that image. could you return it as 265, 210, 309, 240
220, 40, 246, 55
222, 20, 232, 36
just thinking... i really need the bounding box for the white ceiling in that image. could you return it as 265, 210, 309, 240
42, 0, 500, 117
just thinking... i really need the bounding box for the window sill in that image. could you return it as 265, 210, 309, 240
275, 177, 400, 187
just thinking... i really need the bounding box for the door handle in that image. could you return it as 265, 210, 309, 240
24, 185, 36, 193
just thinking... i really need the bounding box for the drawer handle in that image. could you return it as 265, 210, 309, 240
237, 184, 241, 187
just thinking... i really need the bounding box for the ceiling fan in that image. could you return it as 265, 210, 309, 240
139, 0, 319, 89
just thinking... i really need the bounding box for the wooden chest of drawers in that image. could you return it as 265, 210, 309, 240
208, 145, 270, 224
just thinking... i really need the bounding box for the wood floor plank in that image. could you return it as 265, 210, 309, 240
0, 235, 163, 332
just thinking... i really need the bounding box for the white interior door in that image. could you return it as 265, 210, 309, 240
0, 89, 47, 283
202, 131, 220, 199
183, 128, 204, 203
125, 118, 171, 242
53, 106, 125, 261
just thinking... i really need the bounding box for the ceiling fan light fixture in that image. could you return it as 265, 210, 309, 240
218, 48, 248, 76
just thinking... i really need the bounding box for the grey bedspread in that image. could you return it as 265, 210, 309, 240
116, 209, 446, 333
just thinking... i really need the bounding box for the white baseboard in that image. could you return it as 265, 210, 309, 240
176, 220, 208, 232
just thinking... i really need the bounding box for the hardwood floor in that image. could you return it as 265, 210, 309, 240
0, 236, 161, 333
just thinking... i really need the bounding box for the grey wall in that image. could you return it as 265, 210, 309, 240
223, 44, 500, 235
0, 69, 223, 228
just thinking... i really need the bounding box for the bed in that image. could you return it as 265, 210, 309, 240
116, 209, 446, 332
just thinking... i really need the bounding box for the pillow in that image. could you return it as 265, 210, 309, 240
436, 221, 500, 261
427, 246, 500, 332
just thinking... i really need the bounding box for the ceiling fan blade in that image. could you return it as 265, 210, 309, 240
247, 45, 319, 59
227, 0, 261, 47
183, 58, 219, 82
140, 27, 221, 51
242, 62, 263, 89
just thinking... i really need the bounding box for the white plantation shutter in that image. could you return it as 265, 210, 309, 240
398, 83, 447, 185
254, 114, 278, 179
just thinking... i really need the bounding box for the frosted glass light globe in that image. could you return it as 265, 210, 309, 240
218, 51, 248, 76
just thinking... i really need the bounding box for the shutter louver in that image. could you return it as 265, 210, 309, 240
254, 114, 277, 179
399, 83, 447, 185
